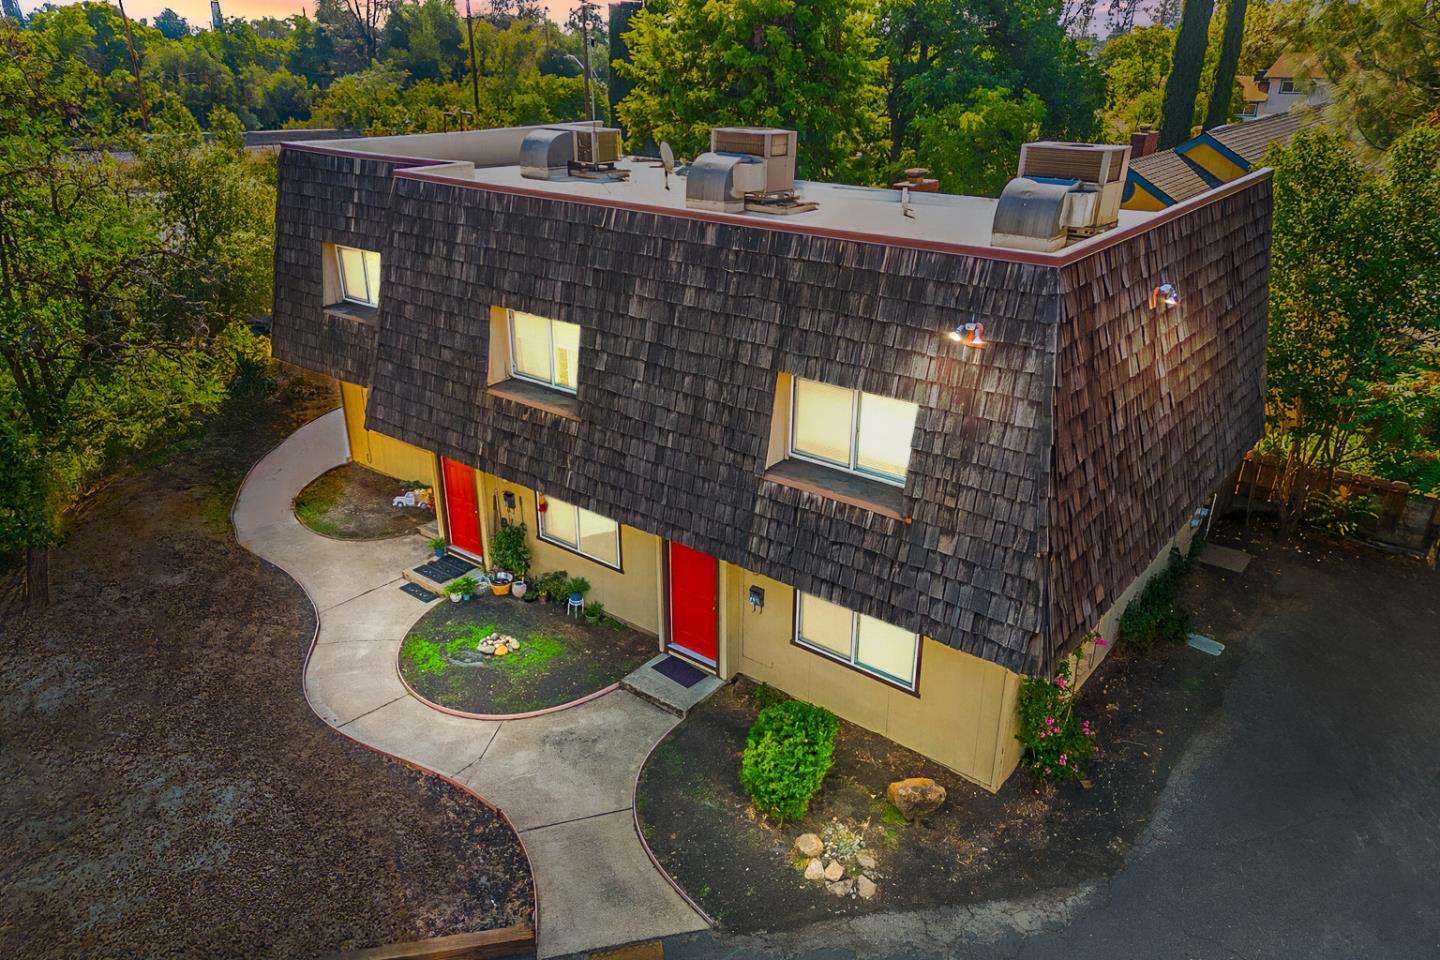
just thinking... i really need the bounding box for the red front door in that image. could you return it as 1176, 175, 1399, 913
668, 541, 718, 667
441, 457, 483, 559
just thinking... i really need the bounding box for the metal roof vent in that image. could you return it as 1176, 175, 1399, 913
685, 126, 815, 214
992, 142, 1132, 250
685, 152, 768, 212
520, 126, 626, 181
991, 177, 1075, 252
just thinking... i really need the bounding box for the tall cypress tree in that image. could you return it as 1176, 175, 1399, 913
1204, 0, 1249, 129
1158, 0, 1216, 148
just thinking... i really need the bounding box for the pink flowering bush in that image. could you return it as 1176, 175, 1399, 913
1016, 659, 1096, 782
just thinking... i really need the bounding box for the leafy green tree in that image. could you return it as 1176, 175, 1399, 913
288, 13, 338, 87
1263, 125, 1440, 528
1159, 0, 1214, 148
1098, 25, 1173, 138
616, 0, 886, 181
385, 0, 466, 82
914, 87, 1045, 196
1296, 0, 1440, 151
152, 7, 190, 40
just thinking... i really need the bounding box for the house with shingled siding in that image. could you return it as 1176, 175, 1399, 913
270, 123, 1270, 791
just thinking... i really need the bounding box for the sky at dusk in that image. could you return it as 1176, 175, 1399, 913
22, 0, 585, 28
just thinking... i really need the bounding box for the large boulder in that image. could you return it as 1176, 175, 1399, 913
794, 833, 823, 859
885, 777, 947, 821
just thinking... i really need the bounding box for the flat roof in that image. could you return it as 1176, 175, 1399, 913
287, 125, 1269, 267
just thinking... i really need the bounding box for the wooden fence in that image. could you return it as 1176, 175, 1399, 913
322, 923, 535, 960
1227, 453, 1440, 556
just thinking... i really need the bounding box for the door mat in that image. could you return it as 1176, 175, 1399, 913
652, 655, 707, 688
413, 555, 476, 583
401, 582, 439, 602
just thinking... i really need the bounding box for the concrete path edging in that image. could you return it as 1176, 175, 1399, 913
233, 409, 707, 958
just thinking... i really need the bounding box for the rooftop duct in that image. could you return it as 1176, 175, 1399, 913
991, 141, 1131, 250
685, 152, 768, 212
519, 126, 625, 181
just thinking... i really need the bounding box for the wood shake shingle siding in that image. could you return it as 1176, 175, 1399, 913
1048, 181, 1271, 666
365, 177, 1057, 669
271, 149, 398, 384
269, 141, 1271, 675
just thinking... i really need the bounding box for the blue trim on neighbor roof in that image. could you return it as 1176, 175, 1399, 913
1124, 169, 1176, 206
1176, 133, 1253, 188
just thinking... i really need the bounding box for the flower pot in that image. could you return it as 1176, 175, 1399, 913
490, 581, 511, 596
449, 593, 462, 603
512, 581, 528, 600
434, 547, 446, 558
462, 592, 473, 601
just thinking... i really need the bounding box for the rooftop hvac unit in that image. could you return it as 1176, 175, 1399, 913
519, 126, 626, 181
685, 153, 768, 212
709, 127, 796, 195
1013, 141, 1131, 233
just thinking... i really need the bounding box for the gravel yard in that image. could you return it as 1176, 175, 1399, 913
0, 368, 532, 959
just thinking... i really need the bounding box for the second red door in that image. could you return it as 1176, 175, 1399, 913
441, 457, 484, 559
668, 541, 718, 666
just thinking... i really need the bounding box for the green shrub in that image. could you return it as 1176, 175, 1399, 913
739, 698, 839, 823
532, 569, 569, 603
562, 575, 590, 599
1016, 659, 1095, 782
489, 522, 531, 578
753, 682, 782, 710
1117, 555, 1191, 655
1305, 489, 1377, 538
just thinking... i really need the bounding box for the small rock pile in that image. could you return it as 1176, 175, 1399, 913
475, 634, 522, 658
793, 821, 880, 900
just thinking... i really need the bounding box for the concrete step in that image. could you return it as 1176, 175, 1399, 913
621, 654, 725, 717
402, 553, 483, 595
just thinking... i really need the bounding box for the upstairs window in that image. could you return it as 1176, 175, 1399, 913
539, 493, 621, 568
1278, 79, 1297, 94
795, 592, 919, 691
510, 310, 580, 394
336, 245, 381, 307
790, 377, 919, 486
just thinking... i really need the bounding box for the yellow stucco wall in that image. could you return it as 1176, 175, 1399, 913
722, 569, 1023, 792
478, 472, 664, 637
339, 381, 437, 486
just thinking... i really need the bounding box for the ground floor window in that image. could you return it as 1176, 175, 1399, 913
794, 592, 919, 690
538, 493, 621, 568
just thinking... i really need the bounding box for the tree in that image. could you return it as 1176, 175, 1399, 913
1262, 125, 1440, 530
1158, 0, 1214, 148
1203, 0, 1247, 129
616, 0, 886, 181
0, 30, 266, 605
152, 7, 189, 39
384, 0, 466, 82
1297, 0, 1440, 151
914, 87, 1045, 196
1098, 25, 1173, 138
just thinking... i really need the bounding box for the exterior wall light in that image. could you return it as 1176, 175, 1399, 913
1150, 282, 1181, 308
949, 321, 987, 348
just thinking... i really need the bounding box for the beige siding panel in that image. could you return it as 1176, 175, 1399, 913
339, 380, 437, 486
727, 571, 1022, 792
480, 473, 662, 636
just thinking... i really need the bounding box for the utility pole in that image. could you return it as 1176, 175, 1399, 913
116, 0, 150, 129
578, 0, 596, 122
464, 0, 481, 116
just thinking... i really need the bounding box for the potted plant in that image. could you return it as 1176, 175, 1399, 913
428, 536, 447, 559
512, 578, 529, 600
488, 523, 532, 597
489, 570, 514, 596
447, 575, 479, 602
533, 570, 569, 604
563, 576, 591, 606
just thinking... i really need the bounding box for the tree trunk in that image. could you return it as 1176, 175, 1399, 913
1203, 0, 1248, 129
24, 544, 49, 611
1159, 0, 1216, 149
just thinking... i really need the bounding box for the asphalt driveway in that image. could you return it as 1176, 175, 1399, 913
660, 537, 1440, 959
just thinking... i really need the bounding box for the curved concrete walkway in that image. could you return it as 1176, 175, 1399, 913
234, 410, 706, 958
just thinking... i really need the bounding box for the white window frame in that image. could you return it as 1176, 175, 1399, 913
795, 592, 920, 691
788, 378, 913, 487
1278, 79, 1297, 94
334, 244, 380, 307
508, 310, 579, 395
537, 492, 622, 570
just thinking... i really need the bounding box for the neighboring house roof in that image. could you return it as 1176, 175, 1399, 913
1239, 75, 1269, 103
1267, 51, 1321, 81
1124, 110, 1325, 209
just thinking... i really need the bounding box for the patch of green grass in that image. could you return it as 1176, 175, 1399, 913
401, 636, 447, 676
446, 623, 497, 656
879, 803, 907, 827
489, 631, 566, 675
653, 739, 685, 775
293, 473, 345, 537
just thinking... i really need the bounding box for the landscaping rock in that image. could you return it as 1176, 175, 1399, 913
826, 879, 853, 897
803, 858, 826, 881
856, 851, 878, 872
794, 833, 824, 859
886, 777, 947, 820
493, 644, 509, 656
856, 875, 878, 900
823, 860, 845, 882
478, 643, 497, 656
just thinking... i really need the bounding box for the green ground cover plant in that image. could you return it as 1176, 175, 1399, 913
739, 697, 839, 823
1118, 555, 1192, 655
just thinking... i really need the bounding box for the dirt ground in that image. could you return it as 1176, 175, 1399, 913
294, 462, 431, 540
637, 532, 1275, 931
0, 366, 533, 959
401, 590, 657, 714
